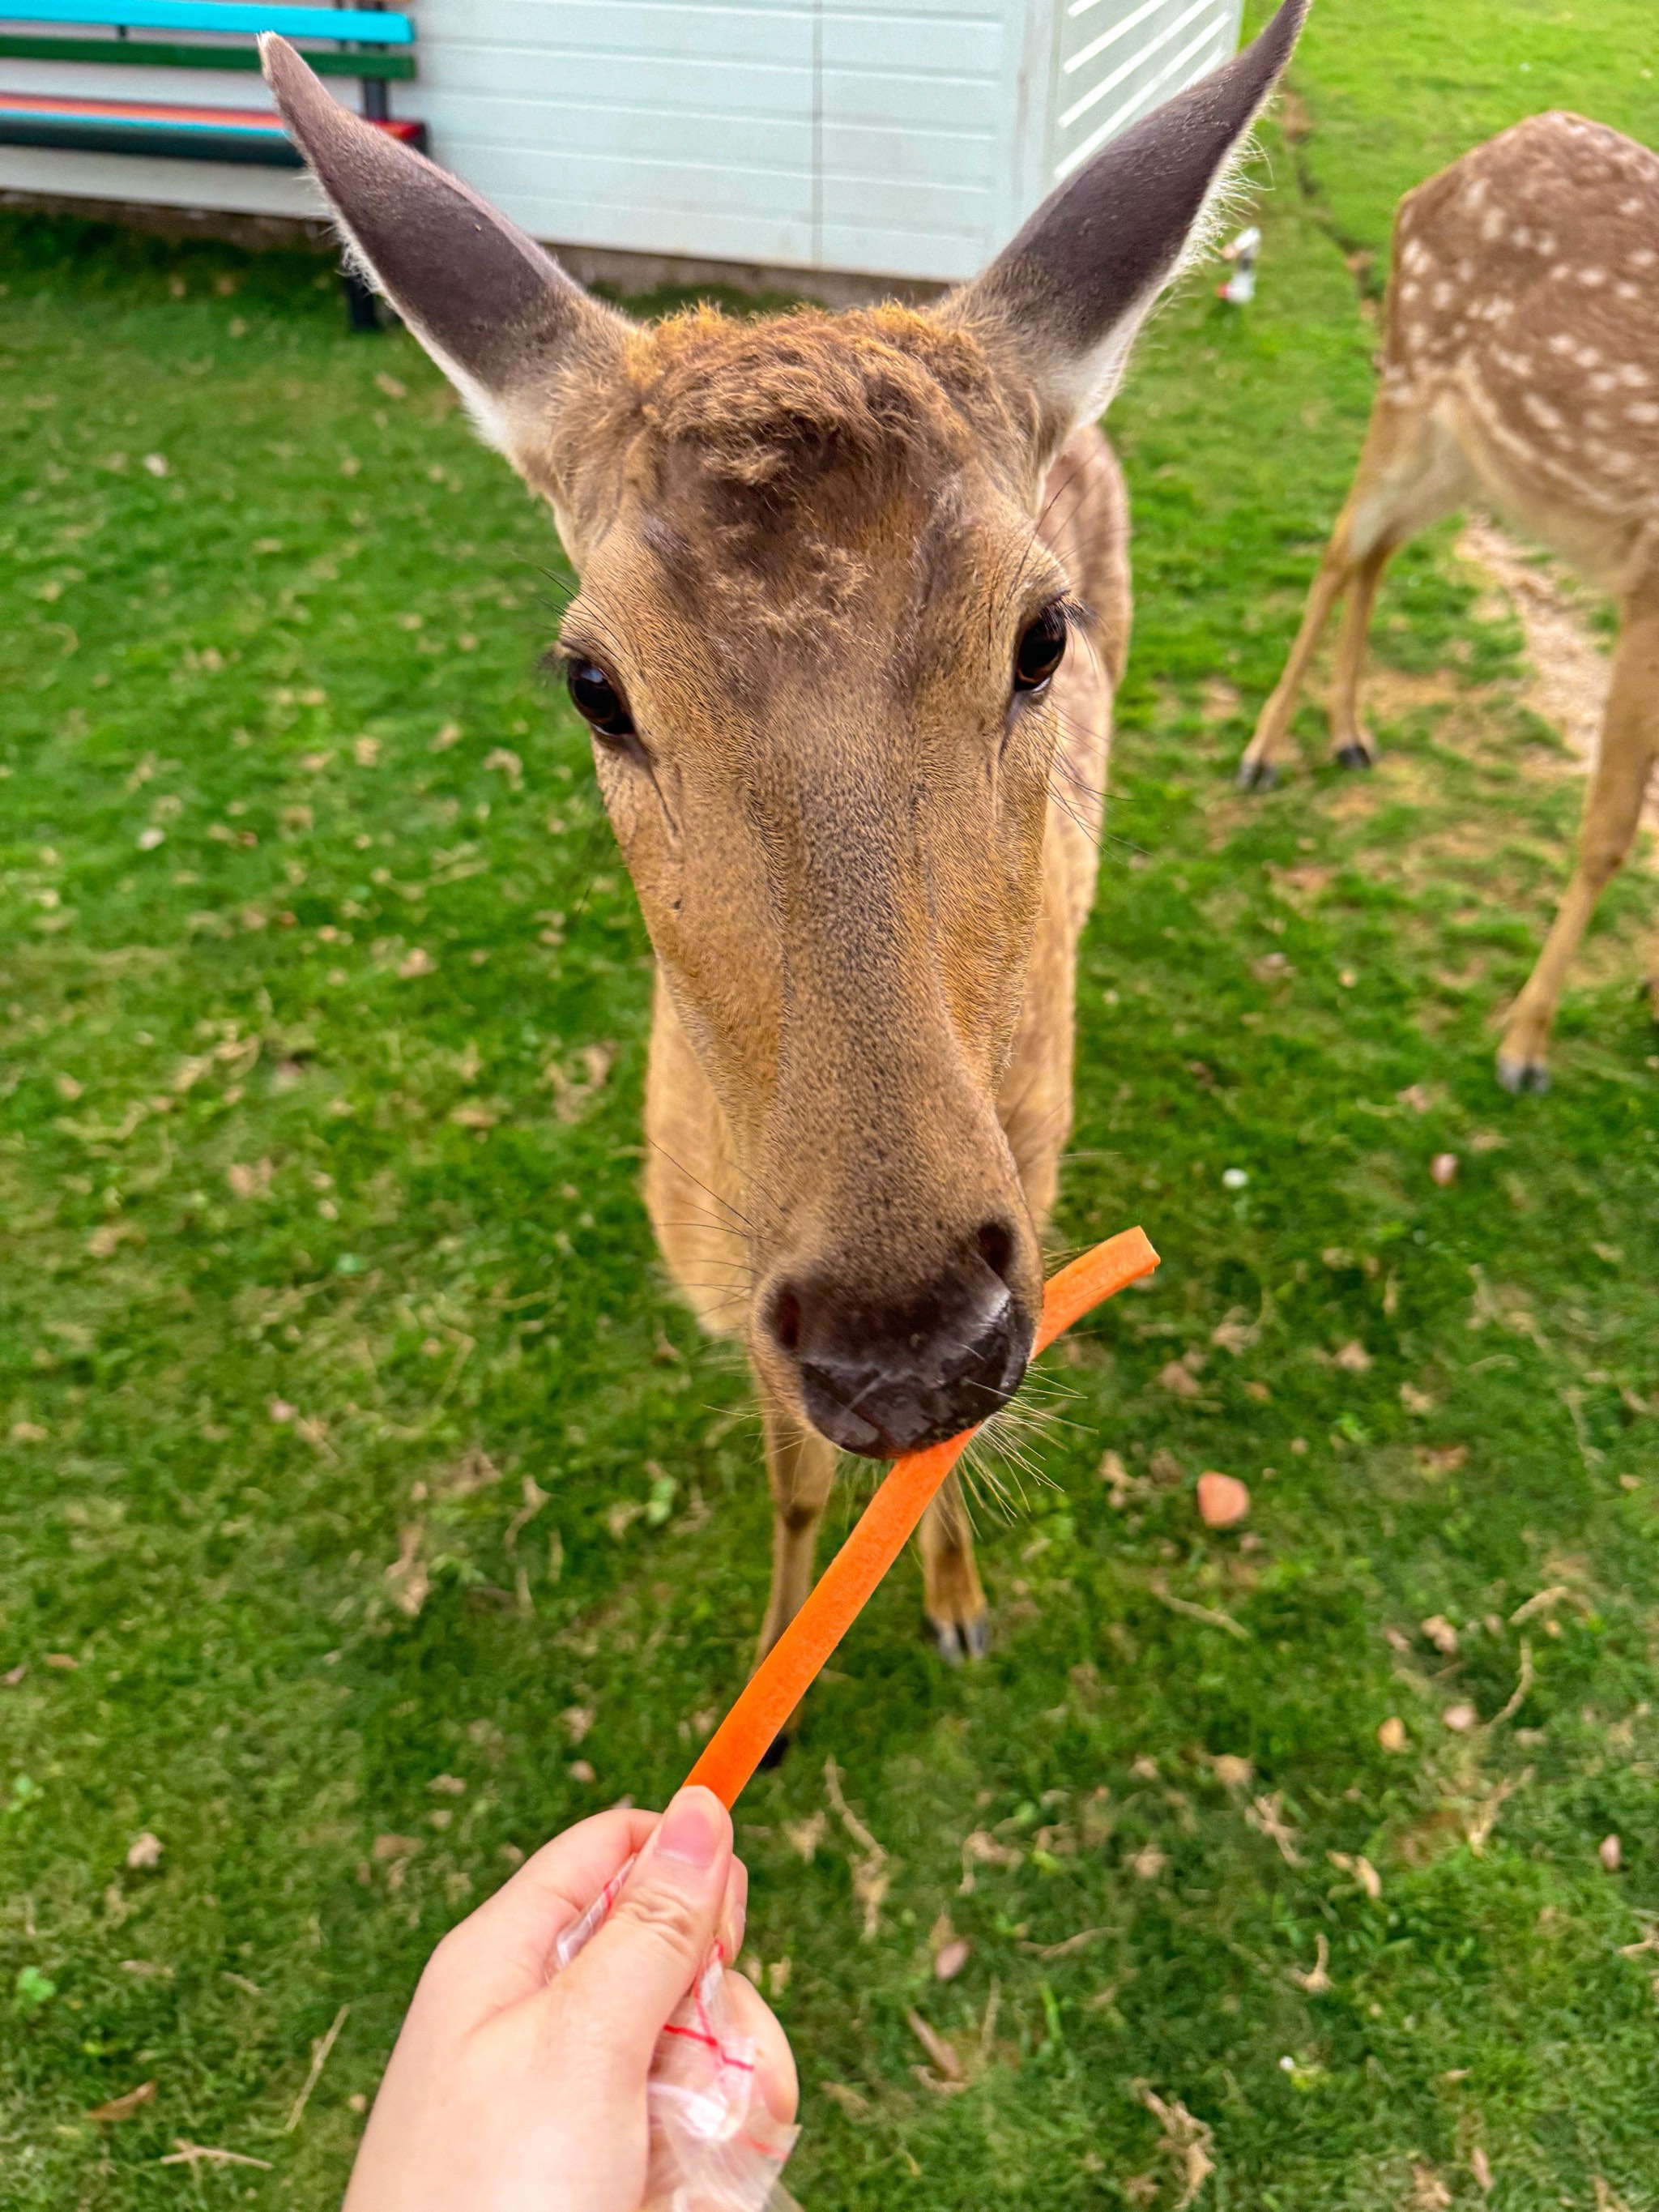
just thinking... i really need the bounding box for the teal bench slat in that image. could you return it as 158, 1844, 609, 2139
16, 1, 414, 43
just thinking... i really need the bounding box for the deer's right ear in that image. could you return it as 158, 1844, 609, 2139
945, 0, 1307, 468
259, 36, 627, 465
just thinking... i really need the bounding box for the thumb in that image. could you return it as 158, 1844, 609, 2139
552, 1786, 732, 2073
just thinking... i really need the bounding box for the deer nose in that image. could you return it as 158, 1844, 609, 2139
764, 1226, 1035, 1458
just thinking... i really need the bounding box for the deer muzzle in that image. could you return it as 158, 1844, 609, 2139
761, 1223, 1035, 1457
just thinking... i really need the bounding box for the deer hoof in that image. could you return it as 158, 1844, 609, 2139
932, 1612, 990, 1664
1333, 741, 1375, 771
1495, 1052, 1550, 1095
1235, 755, 1277, 792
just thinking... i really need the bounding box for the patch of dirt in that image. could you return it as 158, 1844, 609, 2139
1362, 665, 1463, 720
1456, 519, 1609, 762
1200, 677, 1242, 725
1456, 517, 1659, 839
1373, 753, 1459, 806
1323, 783, 1377, 822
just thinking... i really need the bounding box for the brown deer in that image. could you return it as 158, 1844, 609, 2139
261, 3, 1305, 1672
1237, 113, 1659, 1092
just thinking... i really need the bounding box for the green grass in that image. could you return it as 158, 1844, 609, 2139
1285, 0, 1659, 264
3, 5, 1658, 2205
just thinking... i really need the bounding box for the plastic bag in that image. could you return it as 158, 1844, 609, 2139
554, 1858, 799, 2212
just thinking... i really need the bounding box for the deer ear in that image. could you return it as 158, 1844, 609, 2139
946, 0, 1307, 459
258, 36, 626, 463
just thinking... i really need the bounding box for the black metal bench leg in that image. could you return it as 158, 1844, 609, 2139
340, 262, 381, 332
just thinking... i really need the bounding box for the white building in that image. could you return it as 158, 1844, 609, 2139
0, 0, 1248, 290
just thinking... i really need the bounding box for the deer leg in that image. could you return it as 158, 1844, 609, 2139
1240, 397, 1468, 790
1497, 599, 1659, 1092
755, 1387, 838, 1670
1237, 538, 1353, 790
919, 1472, 987, 1663
1328, 539, 1395, 769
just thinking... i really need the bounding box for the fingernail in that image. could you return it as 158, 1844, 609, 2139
655, 1785, 725, 1872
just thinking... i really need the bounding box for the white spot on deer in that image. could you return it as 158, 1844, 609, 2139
1523, 392, 1565, 431
1546, 333, 1574, 357
1630, 248, 1657, 271
1481, 207, 1507, 242
1577, 268, 1607, 288
1512, 226, 1533, 248
1432, 280, 1455, 310
1614, 282, 1639, 303
1618, 364, 1651, 387
1627, 402, 1659, 425
1401, 281, 1421, 304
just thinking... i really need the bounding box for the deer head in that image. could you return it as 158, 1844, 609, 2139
262, 4, 1304, 1455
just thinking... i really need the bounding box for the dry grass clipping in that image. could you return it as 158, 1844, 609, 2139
824, 1757, 890, 1941
1133, 2081, 1215, 2210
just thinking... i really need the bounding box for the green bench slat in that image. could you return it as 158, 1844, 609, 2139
12, 2, 414, 45
0, 30, 415, 74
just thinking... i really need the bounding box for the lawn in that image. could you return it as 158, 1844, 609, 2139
2, 2, 1657, 2206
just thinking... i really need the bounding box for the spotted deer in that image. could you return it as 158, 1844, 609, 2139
1238, 113, 1659, 1092
262, 3, 1305, 1675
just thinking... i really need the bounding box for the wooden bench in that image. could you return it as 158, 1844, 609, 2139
0, 1, 422, 320
0, 1, 421, 164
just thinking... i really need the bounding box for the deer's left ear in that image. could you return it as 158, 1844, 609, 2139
944, 0, 1307, 465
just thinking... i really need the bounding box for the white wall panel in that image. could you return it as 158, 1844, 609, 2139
0, 0, 1247, 283
0, 140, 319, 216
425, 52, 809, 117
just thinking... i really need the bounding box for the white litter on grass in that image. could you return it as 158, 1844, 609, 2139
1222, 1168, 1249, 1190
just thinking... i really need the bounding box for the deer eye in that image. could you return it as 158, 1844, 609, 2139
567, 660, 637, 743
1013, 604, 1068, 694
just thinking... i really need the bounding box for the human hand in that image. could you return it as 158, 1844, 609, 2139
343, 1786, 797, 2212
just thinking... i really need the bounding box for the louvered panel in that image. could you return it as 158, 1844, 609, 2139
1049, 0, 1242, 184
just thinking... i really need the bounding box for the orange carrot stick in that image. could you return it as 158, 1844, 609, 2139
685, 1225, 1158, 1807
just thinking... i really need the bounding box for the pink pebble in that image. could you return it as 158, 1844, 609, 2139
1196, 1471, 1251, 1528
934, 1938, 971, 1981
